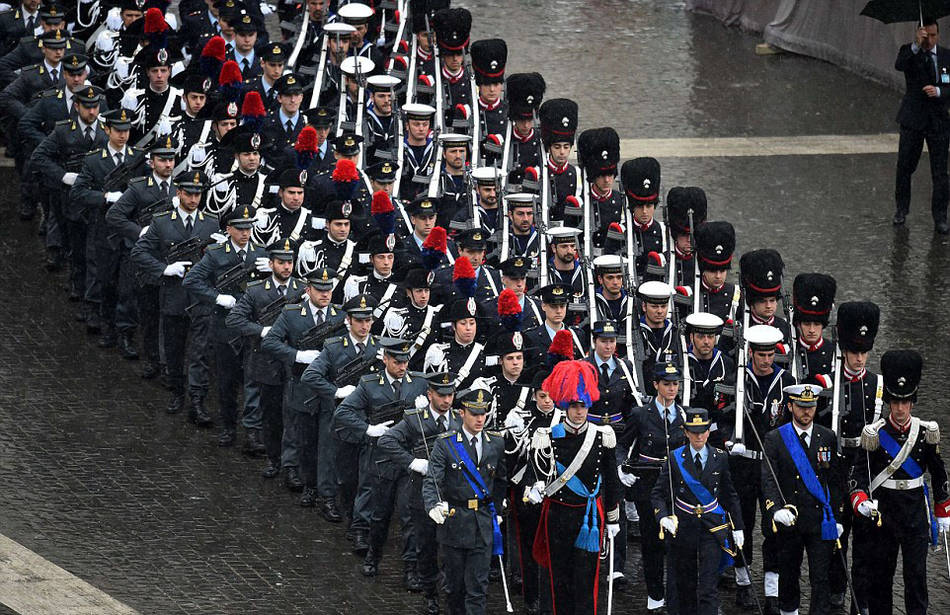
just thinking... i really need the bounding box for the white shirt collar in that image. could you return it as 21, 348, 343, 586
461, 426, 481, 443
176, 206, 194, 221
793, 422, 813, 440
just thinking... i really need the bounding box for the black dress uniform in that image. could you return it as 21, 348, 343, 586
849, 350, 950, 615
538, 98, 580, 223
761, 385, 846, 615
637, 314, 680, 399
651, 409, 743, 615
0, 30, 82, 88
258, 74, 306, 170
182, 208, 268, 443
423, 301, 486, 393
504, 72, 544, 172
0, 4, 38, 55
693, 221, 740, 352
422, 389, 507, 615
683, 312, 735, 448
791, 273, 837, 425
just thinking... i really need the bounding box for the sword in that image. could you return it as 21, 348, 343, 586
728, 514, 765, 615
606, 534, 616, 615
658, 405, 678, 539
413, 408, 455, 518
498, 555, 514, 613
740, 400, 799, 530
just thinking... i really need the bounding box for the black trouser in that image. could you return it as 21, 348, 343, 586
213, 338, 244, 429
666, 524, 722, 615
544, 500, 601, 615
296, 407, 337, 496
441, 541, 491, 615
895, 124, 950, 222
777, 527, 833, 615
337, 441, 372, 531
163, 314, 192, 395
259, 382, 284, 465
509, 487, 549, 610
634, 497, 666, 601
98, 245, 138, 333
731, 457, 779, 574
409, 483, 440, 595
829, 510, 851, 597
162, 312, 210, 397
65, 218, 89, 295
367, 472, 416, 567
137, 282, 160, 362
865, 513, 929, 615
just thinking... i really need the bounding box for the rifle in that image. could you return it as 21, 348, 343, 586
733, 290, 750, 443
298, 318, 347, 351
227, 294, 288, 352
64, 150, 93, 173
103, 149, 146, 192
334, 352, 381, 388
166, 236, 213, 266
136, 196, 173, 227
368, 398, 413, 426
215, 261, 256, 294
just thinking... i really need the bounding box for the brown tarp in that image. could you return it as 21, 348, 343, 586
687, 0, 925, 91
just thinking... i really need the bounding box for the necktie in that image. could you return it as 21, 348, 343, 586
50, 68, 58, 82
437, 417, 446, 432
278, 284, 287, 297
694, 452, 703, 472
84, 127, 93, 145
315, 310, 324, 325
184, 215, 193, 234
799, 431, 809, 451
470, 436, 479, 464
356, 342, 365, 354
929, 51, 938, 81
238, 248, 246, 262
242, 58, 250, 72
115, 152, 123, 166
26, 15, 35, 32
285, 119, 294, 133
392, 379, 401, 397
159, 180, 168, 196
600, 363, 610, 384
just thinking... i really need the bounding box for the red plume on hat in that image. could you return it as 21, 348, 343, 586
453, 258, 477, 298
144, 7, 169, 47
332, 159, 360, 200
218, 60, 244, 103
371, 191, 396, 237
547, 329, 575, 367
241, 91, 266, 132
497, 288, 522, 332
421, 226, 447, 272
200, 36, 226, 80
543, 359, 600, 409
294, 125, 318, 170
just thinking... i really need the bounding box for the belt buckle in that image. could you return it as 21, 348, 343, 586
468, 499, 478, 511
694, 505, 704, 517
897, 479, 907, 490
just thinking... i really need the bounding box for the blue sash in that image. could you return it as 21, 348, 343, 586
672, 446, 734, 571
878, 429, 939, 546
551, 424, 603, 552
449, 437, 504, 556
778, 424, 838, 541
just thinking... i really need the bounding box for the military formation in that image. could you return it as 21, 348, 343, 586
3, 0, 948, 614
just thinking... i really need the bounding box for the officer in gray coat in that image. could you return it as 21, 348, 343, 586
131, 171, 218, 417
423, 389, 507, 615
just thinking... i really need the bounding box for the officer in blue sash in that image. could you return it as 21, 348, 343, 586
423, 388, 507, 615
762, 384, 846, 615
850, 350, 949, 615
651, 408, 743, 615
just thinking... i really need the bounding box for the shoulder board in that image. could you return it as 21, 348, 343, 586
152, 211, 171, 219
438, 430, 457, 439
201, 211, 218, 220
0, 9, 15, 16
485, 430, 503, 438
921, 420, 940, 444
33, 87, 60, 99
54, 118, 71, 126
85, 149, 101, 159
22, 63, 40, 74
247, 279, 265, 288
283, 302, 302, 310
19, 34, 34, 44
404, 407, 422, 416
360, 373, 377, 383
207, 243, 225, 250
128, 176, 148, 184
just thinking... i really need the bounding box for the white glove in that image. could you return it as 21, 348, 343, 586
294, 349, 320, 364
366, 420, 395, 438
618, 467, 638, 487
139, 225, 149, 238
254, 257, 272, 273
62, 172, 78, 186
728, 442, 747, 457
836, 523, 844, 538
409, 458, 428, 475
211, 232, 228, 244
119, 86, 137, 109
503, 410, 525, 431
254, 208, 271, 230
383, 309, 405, 335
773, 508, 796, 527
857, 499, 878, 518
105, 5, 122, 29
469, 376, 495, 392
259, 1, 275, 15
733, 529, 745, 550
0, 2, 11, 9
260, 326, 272, 338
496, 515, 504, 527
414, 394, 428, 410
334, 384, 356, 399
104, 191, 122, 203
163, 261, 191, 278
423, 344, 446, 373
96, 30, 115, 52
155, 116, 173, 136
660, 515, 678, 537
939, 516, 950, 533
215, 294, 237, 309
526, 481, 544, 505
428, 501, 449, 524
311, 216, 326, 230
606, 523, 620, 540
190, 145, 207, 165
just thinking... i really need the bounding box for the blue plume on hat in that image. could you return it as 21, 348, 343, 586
542, 360, 600, 409
421, 226, 447, 272
453, 258, 477, 298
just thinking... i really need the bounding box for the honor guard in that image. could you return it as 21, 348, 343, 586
377, 372, 463, 613
593, 255, 629, 338
398, 196, 458, 270
365, 160, 404, 236
183, 98, 240, 176
131, 170, 217, 418
484, 328, 530, 432
254, 168, 320, 246
398, 103, 437, 202
206, 129, 269, 222
538, 98, 581, 224
430, 7, 473, 127
244, 43, 286, 112
303, 294, 380, 551
469, 38, 508, 166
505, 72, 545, 172
0, 13, 80, 89
546, 226, 586, 305
791, 273, 837, 418
683, 312, 735, 448
483, 257, 543, 332
451, 166, 501, 235
423, 295, 486, 392
577, 127, 624, 251
363, 74, 401, 160
0, 0, 44, 56
850, 350, 950, 615
665, 186, 707, 290
265, 268, 347, 508
727, 324, 795, 611
621, 157, 665, 279
171, 73, 212, 154
618, 361, 687, 611
342, 233, 398, 307
182, 206, 269, 445
126, 45, 185, 144
296, 199, 358, 299
301, 105, 334, 171
526, 360, 622, 615
523, 283, 586, 365
227, 13, 262, 80
336, 2, 383, 65
651, 408, 744, 615
259, 73, 306, 170
431, 228, 501, 306
378, 268, 442, 372
636, 280, 679, 397
693, 221, 740, 351
739, 249, 792, 346
500, 194, 541, 273
225, 239, 303, 472
762, 384, 846, 615
433, 132, 471, 229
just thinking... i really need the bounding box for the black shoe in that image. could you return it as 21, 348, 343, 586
936, 221, 949, 234
352, 530, 369, 555
424, 595, 440, 615
141, 361, 159, 379
736, 585, 755, 609
189, 398, 213, 427
285, 468, 304, 492
98, 329, 117, 348
44, 248, 63, 271
166, 394, 184, 415
243, 429, 267, 457
829, 592, 845, 609
404, 568, 423, 592
299, 487, 318, 507
361, 553, 378, 577
322, 498, 343, 523
893, 211, 907, 225
217, 429, 236, 447
85, 313, 102, 334
261, 462, 280, 478
764, 597, 780, 615
119, 334, 139, 360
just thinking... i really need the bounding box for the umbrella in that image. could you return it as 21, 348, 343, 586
861, 0, 950, 24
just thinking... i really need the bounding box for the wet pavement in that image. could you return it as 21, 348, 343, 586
1, 3, 949, 614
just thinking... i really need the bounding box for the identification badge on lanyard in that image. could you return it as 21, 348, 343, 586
942, 67, 949, 84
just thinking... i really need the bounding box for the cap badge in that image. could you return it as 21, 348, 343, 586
551, 286, 564, 296
250, 133, 261, 149
321, 269, 329, 281
342, 201, 353, 217
512, 332, 523, 350
202, 77, 212, 92
561, 116, 569, 127
426, 271, 435, 285
859, 325, 868, 336
490, 60, 498, 70
344, 136, 355, 146
243, 206, 250, 218
601, 150, 608, 159
227, 102, 238, 116
382, 162, 392, 174
287, 76, 296, 84
715, 244, 723, 254
810, 295, 819, 306
193, 172, 200, 183
86, 87, 94, 97
476, 390, 484, 403
514, 257, 523, 267
157, 48, 168, 63
283, 239, 291, 251
604, 323, 615, 332
466, 298, 477, 316
272, 45, 281, 54
665, 363, 677, 374
526, 95, 534, 104
359, 295, 367, 308
165, 136, 172, 148
385, 234, 396, 251
299, 170, 308, 184
898, 376, 907, 386
71, 56, 78, 67
766, 270, 774, 281
242, 15, 251, 23
472, 231, 482, 241
120, 109, 127, 121
643, 179, 651, 189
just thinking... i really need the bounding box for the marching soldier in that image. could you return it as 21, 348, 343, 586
378, 268, 442, 372
499, 194, 541, 271
297, 200, 358, 299
523, 282, 586, 363
265, 268, 347, 502
484, 329, 530, 432
182, 206, 270, 444
450, 166, 501, 235
538, 98, 581, 224
620, 157, 665, 279
762, 384, 846, 615
505, 72, 545, 172
342, 233, 399, 305
469, 38, 508, 166
693, 221, 740, 351
482, 257, 543, 332
377, 372, 462, 614
850, 350, 949, 615
396, 196, 456, 270
170, 73, 211, 155
684, 312, 735, 448
618, 361, 688, 612
791, 273, 837, 421
546, 227, 586, 302
125, 46, 184, 144
205, 129, 269, 222
244, 42, 286, 112
259, 73, 306, 170
363, 74, 401, 160
131, 171, 218, 417
430, 7, 473, 126
665, 186, 707, 290
423, 388, 507, 615
423, 296, 486, 392
431, 228, 501, 306
432, 132, 471, 228
254, 169, 321, 246
651, 408, 744, 615
225, 240, 304, 472
577, 127, 623, 251
739, 249, 792, 346
525, 360, 622, 614
398, 103, 437, 202
636, 280, 679, 397
593, 255, 629, 331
